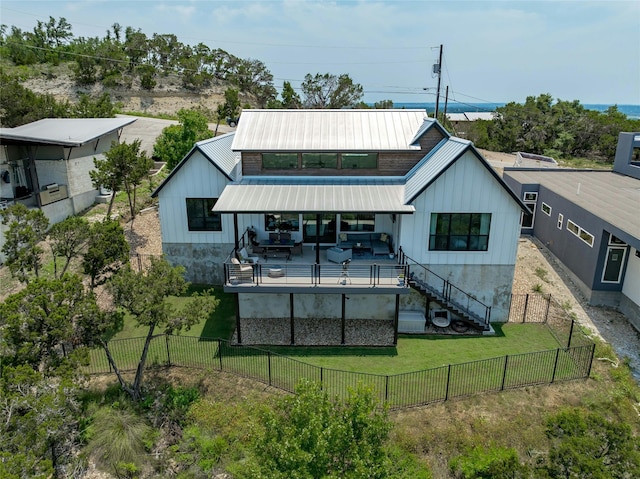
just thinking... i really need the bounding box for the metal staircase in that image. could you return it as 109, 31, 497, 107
399, 248, 491, 332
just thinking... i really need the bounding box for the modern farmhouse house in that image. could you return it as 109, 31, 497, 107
152, 109, 527, 344
504, 132, 640, 330
0, 117, 137, 262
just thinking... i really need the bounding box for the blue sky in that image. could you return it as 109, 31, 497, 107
2, 0, 639, 106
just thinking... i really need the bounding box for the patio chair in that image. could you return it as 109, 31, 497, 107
291, 241, 303, 256
230, 258, 253, 281
238, 247, 260, 264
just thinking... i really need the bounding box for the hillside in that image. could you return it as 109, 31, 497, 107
19, 63, 237, 117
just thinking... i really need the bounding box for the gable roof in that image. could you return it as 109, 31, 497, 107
231, 109, 430, 151
151, 133, 239, 198
404, 137, 529, 210
0, 118, 136, 147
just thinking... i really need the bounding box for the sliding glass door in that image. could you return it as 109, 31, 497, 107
303, 214, 337, 243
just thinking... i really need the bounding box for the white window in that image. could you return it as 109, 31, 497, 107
557, 213, 563, 229
541, 202, 552, 216
523, 192, 538, 201
567, 219, 594, 247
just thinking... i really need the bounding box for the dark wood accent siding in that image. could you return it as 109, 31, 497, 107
240, 126, 445, 177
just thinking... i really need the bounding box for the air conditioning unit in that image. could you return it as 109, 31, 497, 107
431, 309, 451, 328
39, 183, 68, 206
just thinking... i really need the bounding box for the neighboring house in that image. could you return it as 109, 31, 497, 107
0, 117, 137, 262
503, 132, 640, 330
513, 152, 558, 168
446, 112, 494, 139
153, 109, 527, 344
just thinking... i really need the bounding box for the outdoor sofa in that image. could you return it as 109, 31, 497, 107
337, 232, 392, 256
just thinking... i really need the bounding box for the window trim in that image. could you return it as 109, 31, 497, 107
566, 219, 594, 247
523, 191, 538, 202
186, 198, 222, 232
541, 202, 552, 216
428, 212, 491, 252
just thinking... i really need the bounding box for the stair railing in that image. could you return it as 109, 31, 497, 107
399, 247, 491, 329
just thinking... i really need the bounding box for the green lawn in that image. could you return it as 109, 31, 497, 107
106, 288, 561, 377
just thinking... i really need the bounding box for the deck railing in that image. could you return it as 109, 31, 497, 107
224, 261, 411, 288
399, 247, 492, 327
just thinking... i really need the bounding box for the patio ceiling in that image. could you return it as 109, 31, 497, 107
212, 183, 415, 213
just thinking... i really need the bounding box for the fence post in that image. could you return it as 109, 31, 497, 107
551, 348, 560, 383
586, 343, 596, 378
501, 355, 509, 390
544, 293, 552, 323
567, 319, 574, 349
268, 351, 272, 386
385, 375, 389, 402
218, 339, 223, 371
522, 294, 529, 323
445, 364, 451, 401
320, 367, 324, 390
165, 335, 171, 367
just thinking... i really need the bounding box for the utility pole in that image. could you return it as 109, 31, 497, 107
434, 44, 443, 120
443, 85, 449, 124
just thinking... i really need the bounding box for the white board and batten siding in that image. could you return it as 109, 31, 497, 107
157, 151, 234, 244
399, 151, 522, 265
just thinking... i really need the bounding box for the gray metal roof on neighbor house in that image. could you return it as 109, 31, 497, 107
231, 109, 429, 151
504, 169, 640, 239
152, 133, 239, 197
212, 183, 415, 214
0, 118, 137, 147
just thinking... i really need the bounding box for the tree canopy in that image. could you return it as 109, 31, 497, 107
301, 73, 364, 109
153, 108, 214, 170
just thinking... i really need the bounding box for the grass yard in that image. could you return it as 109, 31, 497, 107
103, 287, 562, 378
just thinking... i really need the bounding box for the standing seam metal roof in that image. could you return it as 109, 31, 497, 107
230, 109, 429, 151
0, 118, 136, 146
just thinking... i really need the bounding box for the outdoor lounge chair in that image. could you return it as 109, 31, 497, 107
230, 257, 253, 281
238, 247, 260, 263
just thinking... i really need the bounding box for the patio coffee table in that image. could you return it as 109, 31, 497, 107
352, 244, 372, 256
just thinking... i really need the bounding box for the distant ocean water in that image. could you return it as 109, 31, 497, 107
390, 102, 640, 120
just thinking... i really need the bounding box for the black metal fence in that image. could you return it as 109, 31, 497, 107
88, 295, 595, 409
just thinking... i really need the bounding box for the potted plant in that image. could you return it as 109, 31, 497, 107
397, 272, 405, 286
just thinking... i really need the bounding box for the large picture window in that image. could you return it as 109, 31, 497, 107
429, 213, 491, 251
265, 213, 300, 231
340, 213, 375, 231
186, 198, 222, 231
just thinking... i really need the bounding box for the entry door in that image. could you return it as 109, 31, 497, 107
602, 247, 626, 283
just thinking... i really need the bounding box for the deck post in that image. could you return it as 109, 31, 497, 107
235, 293, 241, 344
393, 294, 399, 345
315, 213, 321, 264
341, 294, 346, 345
290, 293, 295, 345
233, 213, 239, 253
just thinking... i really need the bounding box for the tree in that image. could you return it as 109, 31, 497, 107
49, 216, 91, 278
543, 408, 640, 478
104, 257, 218, 400
374, 99, 394, 109
215, 88, 241, 132
301, 73, 364, 109
0, 275, 98, 375
281, 81, 302, 109
0, 366, 83, 479
242, 380, 393, 478
153, 108, 214, 170
0, 203, 49, 283
90, 139, 151, 218
82, 219, 130, 289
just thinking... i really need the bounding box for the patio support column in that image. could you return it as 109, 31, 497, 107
341, 294, 346, 345
315, 213, 321, 264
289, 293, 295, 345
233, 213, 239, 253
393, 294, 400, 345
235, 294, 242, 344
425, 300, 430, 326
